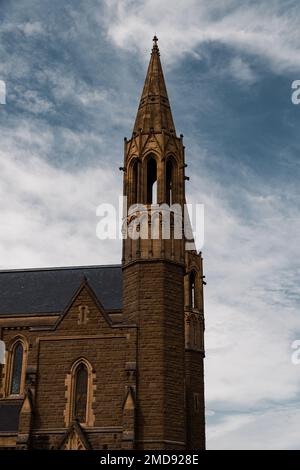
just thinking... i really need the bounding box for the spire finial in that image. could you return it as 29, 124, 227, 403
152, 35, 159, 54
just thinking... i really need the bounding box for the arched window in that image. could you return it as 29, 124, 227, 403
166, 159, 174, 205
0, 340, 5, 365
132, 159, 138, 204
10, 342, 24, 395
147, 157, 157, 204
190, 271, 196, 309
65, 358, 95, 427
73, 363, 88, 423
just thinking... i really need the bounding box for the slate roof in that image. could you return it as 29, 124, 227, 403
0, 265, 122, 315
0, 400, 22, 432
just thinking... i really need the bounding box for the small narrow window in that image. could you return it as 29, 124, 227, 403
194, 392, 200, 413
10, 342, 23, 395
78, 306, 89, 325
73, 363, 88, 423
166, 159, 173, 205
0, 340, 5, 365
147, 157, 157, 204
132, 160, 138, 204
190, 271, 196, 309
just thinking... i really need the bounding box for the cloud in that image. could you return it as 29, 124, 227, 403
11, 87, 55, 114
19, 21, 44, 36
207, 405, 300, 449
187, 155, 300, 447
0, 21, 44, 37
228, 57, 257, 84
102, 0, 300, 73
0, 119, 121, 269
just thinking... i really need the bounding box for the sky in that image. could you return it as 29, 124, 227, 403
0, 0, 300, 450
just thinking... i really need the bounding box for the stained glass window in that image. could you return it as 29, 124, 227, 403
73, 363, 88, 423
10, 342, 23, 395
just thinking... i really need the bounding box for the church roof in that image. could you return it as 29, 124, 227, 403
133, 36, 176, 134
0, 265, 122, 316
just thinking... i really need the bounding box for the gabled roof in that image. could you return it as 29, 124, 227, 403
52, 276, 113, 330
0, 265, 122, 316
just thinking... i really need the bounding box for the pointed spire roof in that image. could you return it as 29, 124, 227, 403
133, 36, 176, 134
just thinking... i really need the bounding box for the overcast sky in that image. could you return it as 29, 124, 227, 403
1, 0, 300, 450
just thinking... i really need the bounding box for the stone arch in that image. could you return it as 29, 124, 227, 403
142, 151, 159, 205
3, 335, 29, 397
128, 156, 139, 206
64, 357, 96, 427
189, 270, 197, 309
165, 155, 178, 205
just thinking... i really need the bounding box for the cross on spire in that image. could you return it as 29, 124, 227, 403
152, 35, 159, 54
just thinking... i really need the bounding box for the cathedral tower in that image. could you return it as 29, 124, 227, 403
122, 37, 205, 450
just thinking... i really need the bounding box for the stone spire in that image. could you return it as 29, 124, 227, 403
133, 36, 176, 134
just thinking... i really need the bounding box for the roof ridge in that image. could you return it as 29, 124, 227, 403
0, 264, 122, 274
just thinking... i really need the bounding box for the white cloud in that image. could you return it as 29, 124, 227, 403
0, 21, 44, 37
207, 405, 300, 449
228, 57, 257, 84
11, 87, 55, 114
186, 156, 300, 448
20, 21, 44, 36
0, 120, 121, 269
190, 170, 300, 400
101, 0, 300, 73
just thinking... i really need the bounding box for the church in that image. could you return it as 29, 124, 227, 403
0, 37, 206, 450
